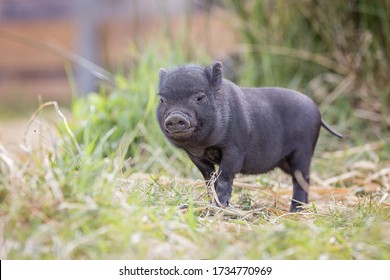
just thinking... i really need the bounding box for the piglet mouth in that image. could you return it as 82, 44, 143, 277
168, 127, 196, 138
164, 111, 196, 138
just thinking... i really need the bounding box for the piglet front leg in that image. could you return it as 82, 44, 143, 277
214, 148, 244, 207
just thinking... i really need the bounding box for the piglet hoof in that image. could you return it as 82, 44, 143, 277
289, 201, 306, 212
216, 193, 230, 208
217, 199, 229, 208
210, 198, 228, 207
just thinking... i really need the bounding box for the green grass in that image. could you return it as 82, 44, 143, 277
1, 87, 389, 259
1, 138, 389, 259
228, 0, 390, 146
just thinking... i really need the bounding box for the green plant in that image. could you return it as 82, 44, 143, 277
1, 5, 389, 260
69, 41, 211, 177
228, 0, 390, 143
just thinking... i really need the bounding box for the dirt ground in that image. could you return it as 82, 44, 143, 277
0, 118, 30, 148
0, 113, 63, 157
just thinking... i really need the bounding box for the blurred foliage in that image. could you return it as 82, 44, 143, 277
228, 0, 390, 140
1, 1, 390, 260
67, 0, 390, 179
69, 40, 211, 177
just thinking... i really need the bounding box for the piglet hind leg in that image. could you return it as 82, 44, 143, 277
287, 151, 313, 212
290, 173, 310, 212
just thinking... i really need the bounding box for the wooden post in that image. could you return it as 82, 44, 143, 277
74, 0, 101, 96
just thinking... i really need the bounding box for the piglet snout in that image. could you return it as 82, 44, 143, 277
164, 112, 191, 133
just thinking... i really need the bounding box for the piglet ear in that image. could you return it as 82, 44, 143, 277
159, 68, 168, 90
159, 68, 168, 81
206, 61, 223, 91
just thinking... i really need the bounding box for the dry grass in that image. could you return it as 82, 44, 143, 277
0, 101, 389, 260
126, 156, 390, 217
1, 0, 389, 260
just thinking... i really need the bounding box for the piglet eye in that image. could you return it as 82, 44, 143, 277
196, 94, 206, 102
159, 98, 164, 104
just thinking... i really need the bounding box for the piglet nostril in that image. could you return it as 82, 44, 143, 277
164, 112, 191, 132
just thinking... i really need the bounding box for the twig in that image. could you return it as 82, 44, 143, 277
206, 172, 224, 207
239, 44, 350, 75
354, 109, 390, 126
0, 29, 115, 85
320, 72, 356, 112
23, 101, 81, 155
322, 170, 364, 186
294, 170, 310, 193
321, 139, 388, 159
232, 182, 263, 190
364, 168, 390, 184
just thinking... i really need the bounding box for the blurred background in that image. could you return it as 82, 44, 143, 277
0, 0, 237, 106
0, 0, 389, 158
2, 0, 390, 261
